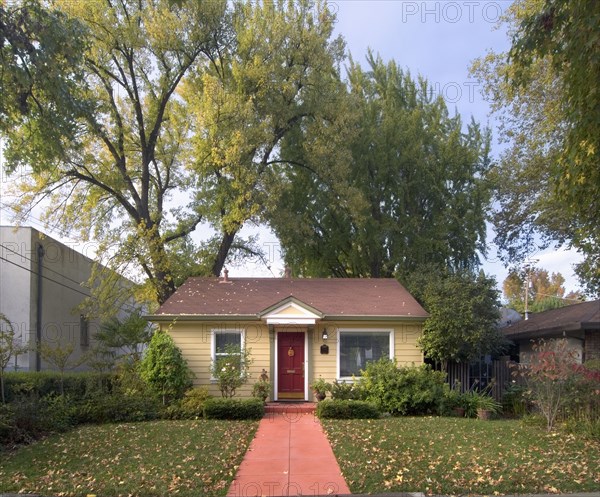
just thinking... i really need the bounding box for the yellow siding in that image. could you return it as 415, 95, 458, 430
275, 306, 306, 316
310, 321, 423, 400
310, 326, 337, 383
164, 319, 423, 400
394, 323, 425, 365
163, 321, 271, 398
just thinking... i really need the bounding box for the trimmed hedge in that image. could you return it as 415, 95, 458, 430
316, 399, 380, 419
3, 371, 115, 401
76, 393, 161, 424
203, 398, 264, 420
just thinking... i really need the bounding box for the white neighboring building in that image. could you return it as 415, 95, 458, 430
0, 226, 134, 371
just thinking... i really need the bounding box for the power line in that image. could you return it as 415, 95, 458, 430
0, 253, 91, 299
0, 253, 139, 313
0, 242, 93, 290
533, 292, 584, 303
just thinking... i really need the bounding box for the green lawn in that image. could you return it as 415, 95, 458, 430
323, 416, 600, 495
3, 416, 598, 497
0, 420, 258, 497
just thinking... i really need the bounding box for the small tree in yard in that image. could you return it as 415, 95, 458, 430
513, 339, 583, 431
139, 330, 194, 405
210, 343, 253, 398
40, 342, 89, 396
95, 311, 152, 364
408, 268, 508, 371
0, 313, 27, 403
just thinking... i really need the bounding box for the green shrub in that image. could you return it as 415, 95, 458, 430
3, 371, 114, 401
181, 386, 211, 414
44, 394, 78, 431
0, 395, 78, 447
359, 359, 447, 415
520, 413, 547, 429
76, 391, 161, 423
0, 403, 17, 445
203, 398, 264, 420
502, 383, 528, 417
251, 380, 271, 403
461, 391, 482, 418
139, 330, 194, 405
316, 399, 380, 419
329, 380, 363, 400
165, 387, 212, 419
440, 384, 467, 415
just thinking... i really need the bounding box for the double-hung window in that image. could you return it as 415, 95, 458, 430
212, 329, 244, 376
338, 329, 393, 378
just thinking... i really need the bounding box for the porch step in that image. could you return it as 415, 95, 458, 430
264, 402, 317, 414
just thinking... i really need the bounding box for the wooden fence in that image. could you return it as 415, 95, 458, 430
445, 356, 514, 401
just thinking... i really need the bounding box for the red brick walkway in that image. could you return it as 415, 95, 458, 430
227, 411, 351, 497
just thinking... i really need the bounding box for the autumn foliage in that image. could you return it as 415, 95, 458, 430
512, 339, 600, 431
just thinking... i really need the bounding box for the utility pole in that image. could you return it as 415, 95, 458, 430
523, 259, 538, 320
524, 266, 530, 320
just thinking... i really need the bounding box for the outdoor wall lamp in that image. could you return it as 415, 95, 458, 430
322, 329, 328, 341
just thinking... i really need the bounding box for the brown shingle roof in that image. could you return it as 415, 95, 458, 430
151, 277, 427, 319
502, 300, 600, 337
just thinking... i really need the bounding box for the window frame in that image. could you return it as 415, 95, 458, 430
336, 328, 395, 380
210, 328, 245, 380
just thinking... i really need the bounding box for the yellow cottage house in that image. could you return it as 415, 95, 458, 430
148, 273, 428, 402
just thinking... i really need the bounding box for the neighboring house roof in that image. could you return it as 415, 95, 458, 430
498, 307, 523, 329
502, 300, 600, 340
150, 277, 428, 321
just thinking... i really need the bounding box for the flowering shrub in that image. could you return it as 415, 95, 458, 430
512, 339, 599, 431
210, 344, 253, 398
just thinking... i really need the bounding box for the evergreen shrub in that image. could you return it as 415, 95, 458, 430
359, 359, 447, 415
203, 398, 264, 420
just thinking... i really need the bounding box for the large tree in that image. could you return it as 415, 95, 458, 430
182, 0, 350, 277
1, 0, 228, 305
0, 0, 346, 306
502, 266, 583, 313
405, 267, 506, 369
471, 0, 600, 295
271, 54, 492, 278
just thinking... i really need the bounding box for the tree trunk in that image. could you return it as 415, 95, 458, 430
154, 268, 177, 305
210, 228, 240, 277
145, 227, 177, 305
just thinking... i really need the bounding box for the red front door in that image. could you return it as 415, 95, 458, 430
277, 332, 305, 400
